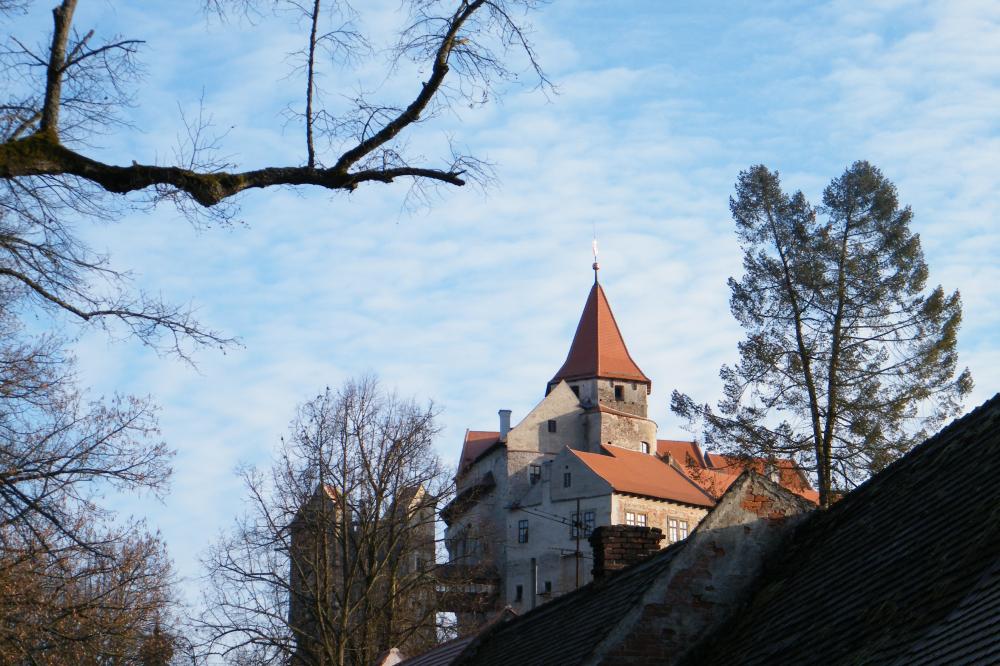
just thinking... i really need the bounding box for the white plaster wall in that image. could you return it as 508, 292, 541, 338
504, 447, 615, 611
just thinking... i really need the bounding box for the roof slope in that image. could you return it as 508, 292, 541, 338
397, 636, 474, 666
458, 430, 499, 473
691, 393, 1000, 666
453, 543, 684, 666
572, 445, 716, 508
656, 438, 706, 467
684, 454, 819, 504
549, 282, 650, 387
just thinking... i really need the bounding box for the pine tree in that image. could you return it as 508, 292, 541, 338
672, 161, 972, 507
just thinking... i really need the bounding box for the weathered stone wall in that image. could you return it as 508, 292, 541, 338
595, 378, 649, 417
591, 409, 658, 453
592, 473, 816, 666
612, 495, 710, 548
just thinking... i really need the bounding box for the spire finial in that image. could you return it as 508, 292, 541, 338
592, 237, 600, 282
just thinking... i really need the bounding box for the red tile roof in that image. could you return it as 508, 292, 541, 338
550, 282, 651, 389
656, 439, 706, 468
691, 453, 819, 503
571, 445, 716, 508
458, 430, 500, 473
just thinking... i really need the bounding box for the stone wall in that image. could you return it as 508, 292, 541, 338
593, 473, 816, 666
612, 495, 710, 548
589, 408, 658, 453
595, 378, 649, 417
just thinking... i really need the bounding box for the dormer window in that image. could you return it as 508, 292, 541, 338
614, 385, 624, 401
547, 419, 557, 433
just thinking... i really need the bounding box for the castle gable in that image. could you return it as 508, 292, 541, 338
505, 381, 584, 455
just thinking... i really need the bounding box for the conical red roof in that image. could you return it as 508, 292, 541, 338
549, 281, 651, 388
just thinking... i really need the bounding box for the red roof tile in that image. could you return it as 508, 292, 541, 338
571, 445, 716, 507
693, 454, 819, 503
458, 430, 500, 473
550, 282, 651, 388
656, 439, 706, 468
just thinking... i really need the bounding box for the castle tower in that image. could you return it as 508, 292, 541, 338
546, 269, 657, 453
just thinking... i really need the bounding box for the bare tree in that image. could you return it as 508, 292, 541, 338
198, 376, 453, 666
1, 0, 548, 205
0, 522, 175, 664
0, 0, 547, 358
0, 285, 177, 663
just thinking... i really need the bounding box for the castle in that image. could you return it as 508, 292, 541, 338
441, 267, 815, 630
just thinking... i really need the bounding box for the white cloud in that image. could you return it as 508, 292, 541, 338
35, 0, 996, 614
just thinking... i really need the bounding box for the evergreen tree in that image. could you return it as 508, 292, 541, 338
672, 162, 972, 507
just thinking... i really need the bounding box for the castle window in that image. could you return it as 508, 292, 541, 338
529, 464, 541, 483
668, 519, 678, 542
640, 441, 650, 454
614, 385, 624, 401
547, 419, 557, 433
570, 385, 580, 397
572, 510, 596, 538
563, 471, 572, 488
518, 519, 529, 543
679, 520, 689, 540
544, 580, 552, 594
626, 511, 647, 527
515, 584, 523, 602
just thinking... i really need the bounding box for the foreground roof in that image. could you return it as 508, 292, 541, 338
572, 445, 716, 508
549, 281, 651, 388
692, 393, 1000, 665
454, 540, 686, 666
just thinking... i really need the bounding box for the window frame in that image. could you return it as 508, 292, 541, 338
518, 519, 529, 544
547, 419, 557, 433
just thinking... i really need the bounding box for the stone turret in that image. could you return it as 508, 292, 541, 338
547, 275, 657, 452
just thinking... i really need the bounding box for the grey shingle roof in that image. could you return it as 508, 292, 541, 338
452, 544, 684, 666
691, 393, 1000, 666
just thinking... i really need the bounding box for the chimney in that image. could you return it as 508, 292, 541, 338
498, 409, 512, 442
589, 525, 664, 580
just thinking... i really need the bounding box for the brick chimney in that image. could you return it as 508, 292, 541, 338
589, 525, 664, 579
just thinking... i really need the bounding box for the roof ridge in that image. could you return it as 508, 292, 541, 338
454, 544, 682, 665
817, 392, 1000, 522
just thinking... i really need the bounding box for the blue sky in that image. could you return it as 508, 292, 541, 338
14, 0, 998, 608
